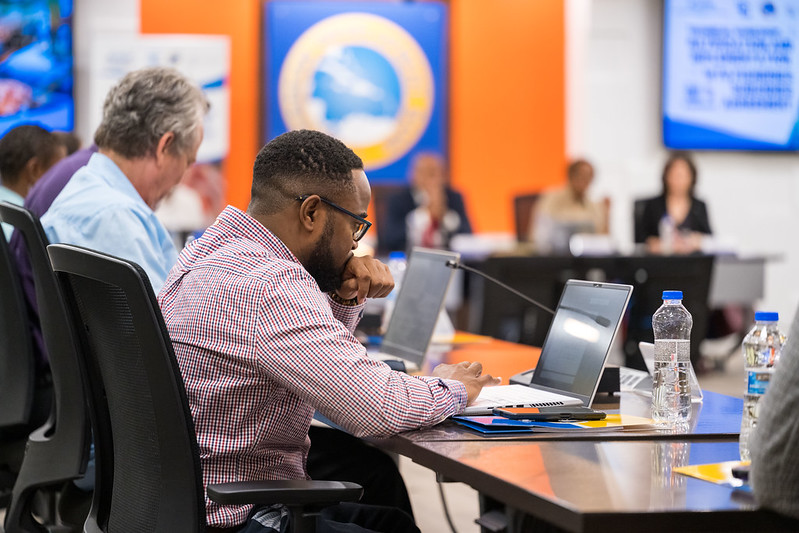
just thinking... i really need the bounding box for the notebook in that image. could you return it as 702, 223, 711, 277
462, 279, 633, 415
369, 247, 459, 372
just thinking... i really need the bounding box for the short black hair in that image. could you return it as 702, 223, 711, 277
54, 131, 82, 155
250, 129, 364, 215
0, 124, 61, 186
661, 151, 697, 196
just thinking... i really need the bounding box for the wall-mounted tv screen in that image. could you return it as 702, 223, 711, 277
663, 0, 799, 151
0, 0, 73, 138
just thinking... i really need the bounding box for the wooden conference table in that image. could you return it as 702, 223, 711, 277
372, 337, 797, 532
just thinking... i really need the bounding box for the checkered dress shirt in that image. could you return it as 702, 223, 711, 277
158, 206, 467, 527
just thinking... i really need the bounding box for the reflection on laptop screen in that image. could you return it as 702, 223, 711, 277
532, 281, 631, 402
380, 248, 459, 366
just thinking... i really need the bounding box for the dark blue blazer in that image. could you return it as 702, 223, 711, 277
380, 187, 472, 253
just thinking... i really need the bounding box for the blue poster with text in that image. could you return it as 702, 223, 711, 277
663, 0, 799, 150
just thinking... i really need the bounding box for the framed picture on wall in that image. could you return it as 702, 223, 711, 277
264, 0, 448, 182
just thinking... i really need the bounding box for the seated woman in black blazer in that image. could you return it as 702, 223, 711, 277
635, 152, 712, 254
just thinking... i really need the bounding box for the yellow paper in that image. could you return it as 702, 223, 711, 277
674, 460, 750, 487
568, 414, 654, 429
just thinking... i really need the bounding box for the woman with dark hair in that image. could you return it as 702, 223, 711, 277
634, 151, 712, 254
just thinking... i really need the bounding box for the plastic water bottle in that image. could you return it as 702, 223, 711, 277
381, 251, 407, 332
651, 290, 693, 430
658, 215, 675, 255
739, 312, 785, 461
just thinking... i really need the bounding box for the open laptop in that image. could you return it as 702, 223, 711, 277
620, 342, 703, 402
369, 247, 459, 372
462, 279, 633, 415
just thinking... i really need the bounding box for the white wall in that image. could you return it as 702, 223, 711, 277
72, 0, 140, 145
567, 0, 799, 325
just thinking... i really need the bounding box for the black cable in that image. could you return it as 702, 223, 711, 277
437, 479, 459, 533
446, 260, 556, 315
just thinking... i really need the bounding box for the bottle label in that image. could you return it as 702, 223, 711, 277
746, 370, 772, 396
654, 339, 690, 363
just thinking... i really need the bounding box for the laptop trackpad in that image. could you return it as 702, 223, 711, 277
509, 368, 535, 386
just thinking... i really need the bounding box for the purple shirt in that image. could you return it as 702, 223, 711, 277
9, 146, 97, 370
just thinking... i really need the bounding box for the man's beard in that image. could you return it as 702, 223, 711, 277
305, 220, 345, 293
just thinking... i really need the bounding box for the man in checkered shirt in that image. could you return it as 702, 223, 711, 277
158, 130, 498, 533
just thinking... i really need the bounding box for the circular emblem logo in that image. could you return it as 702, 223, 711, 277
278, 12, 434, 170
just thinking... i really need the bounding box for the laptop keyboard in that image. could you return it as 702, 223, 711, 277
469, 384, 574, 410
619, 367, 650, 390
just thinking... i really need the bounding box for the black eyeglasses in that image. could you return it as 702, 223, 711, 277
297, 195, 372, 241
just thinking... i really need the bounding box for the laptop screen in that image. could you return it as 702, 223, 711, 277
531, 280, 633, 405
380, 248, 459, 366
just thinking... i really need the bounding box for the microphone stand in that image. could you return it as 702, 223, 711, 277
445, 260, 556, 316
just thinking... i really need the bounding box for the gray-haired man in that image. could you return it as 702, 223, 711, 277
41, 66, 209, 292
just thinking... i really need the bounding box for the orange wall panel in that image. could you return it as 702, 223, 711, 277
141, 0, 261, 211
450, 0, 565, 233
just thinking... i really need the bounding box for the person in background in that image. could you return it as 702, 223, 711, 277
382, 152, 472, 253
9, 143, 98, 374
9, 67, 208, 527
634, 151, 711, 254
751, 305, 799, 520
159, 130, 498, 532
53, 131, 82, 155
0, 124, 66, 239
531, 158, 608, 253
40, 66, 208, 294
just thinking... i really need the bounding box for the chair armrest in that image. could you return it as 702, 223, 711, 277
207, 480, 363, 507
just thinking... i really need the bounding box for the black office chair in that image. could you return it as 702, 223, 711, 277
0, 219, 35, 509
0, 203, 91, 533
372, 183, 406, 254
47, 243, 362, 533
512, 193, 540, 243
632, 198, 649, 245
622, 254, 715, 369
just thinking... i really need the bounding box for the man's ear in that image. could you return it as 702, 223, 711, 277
297, 195, 323, 233
155, 132, 176, 166
22, 157, 41, 191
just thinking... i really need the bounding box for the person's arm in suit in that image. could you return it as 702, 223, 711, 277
690, 198, 712, 235
751, 306, 799, 520
448, 190, 472, 235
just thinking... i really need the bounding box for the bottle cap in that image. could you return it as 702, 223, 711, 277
662, 290, 683, 300
388, 251, 406, 261
754, 311, 779, 322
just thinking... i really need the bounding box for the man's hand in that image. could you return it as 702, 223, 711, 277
431, 361, 501, 406
337, 256, 394, 304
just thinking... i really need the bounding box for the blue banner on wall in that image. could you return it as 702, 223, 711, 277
265, 1, 447, 181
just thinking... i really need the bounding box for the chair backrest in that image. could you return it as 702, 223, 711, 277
0, 215, 34, 428
513, 193, 540, 243
372, 183, 406, 254
48, 243, 205, 533
621, 254, 715, 368
633, 198, 648, 244
0, 203, 90, 532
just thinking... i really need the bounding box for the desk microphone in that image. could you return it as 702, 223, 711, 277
445, 260, 612, 327
444, 260, 556, 316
